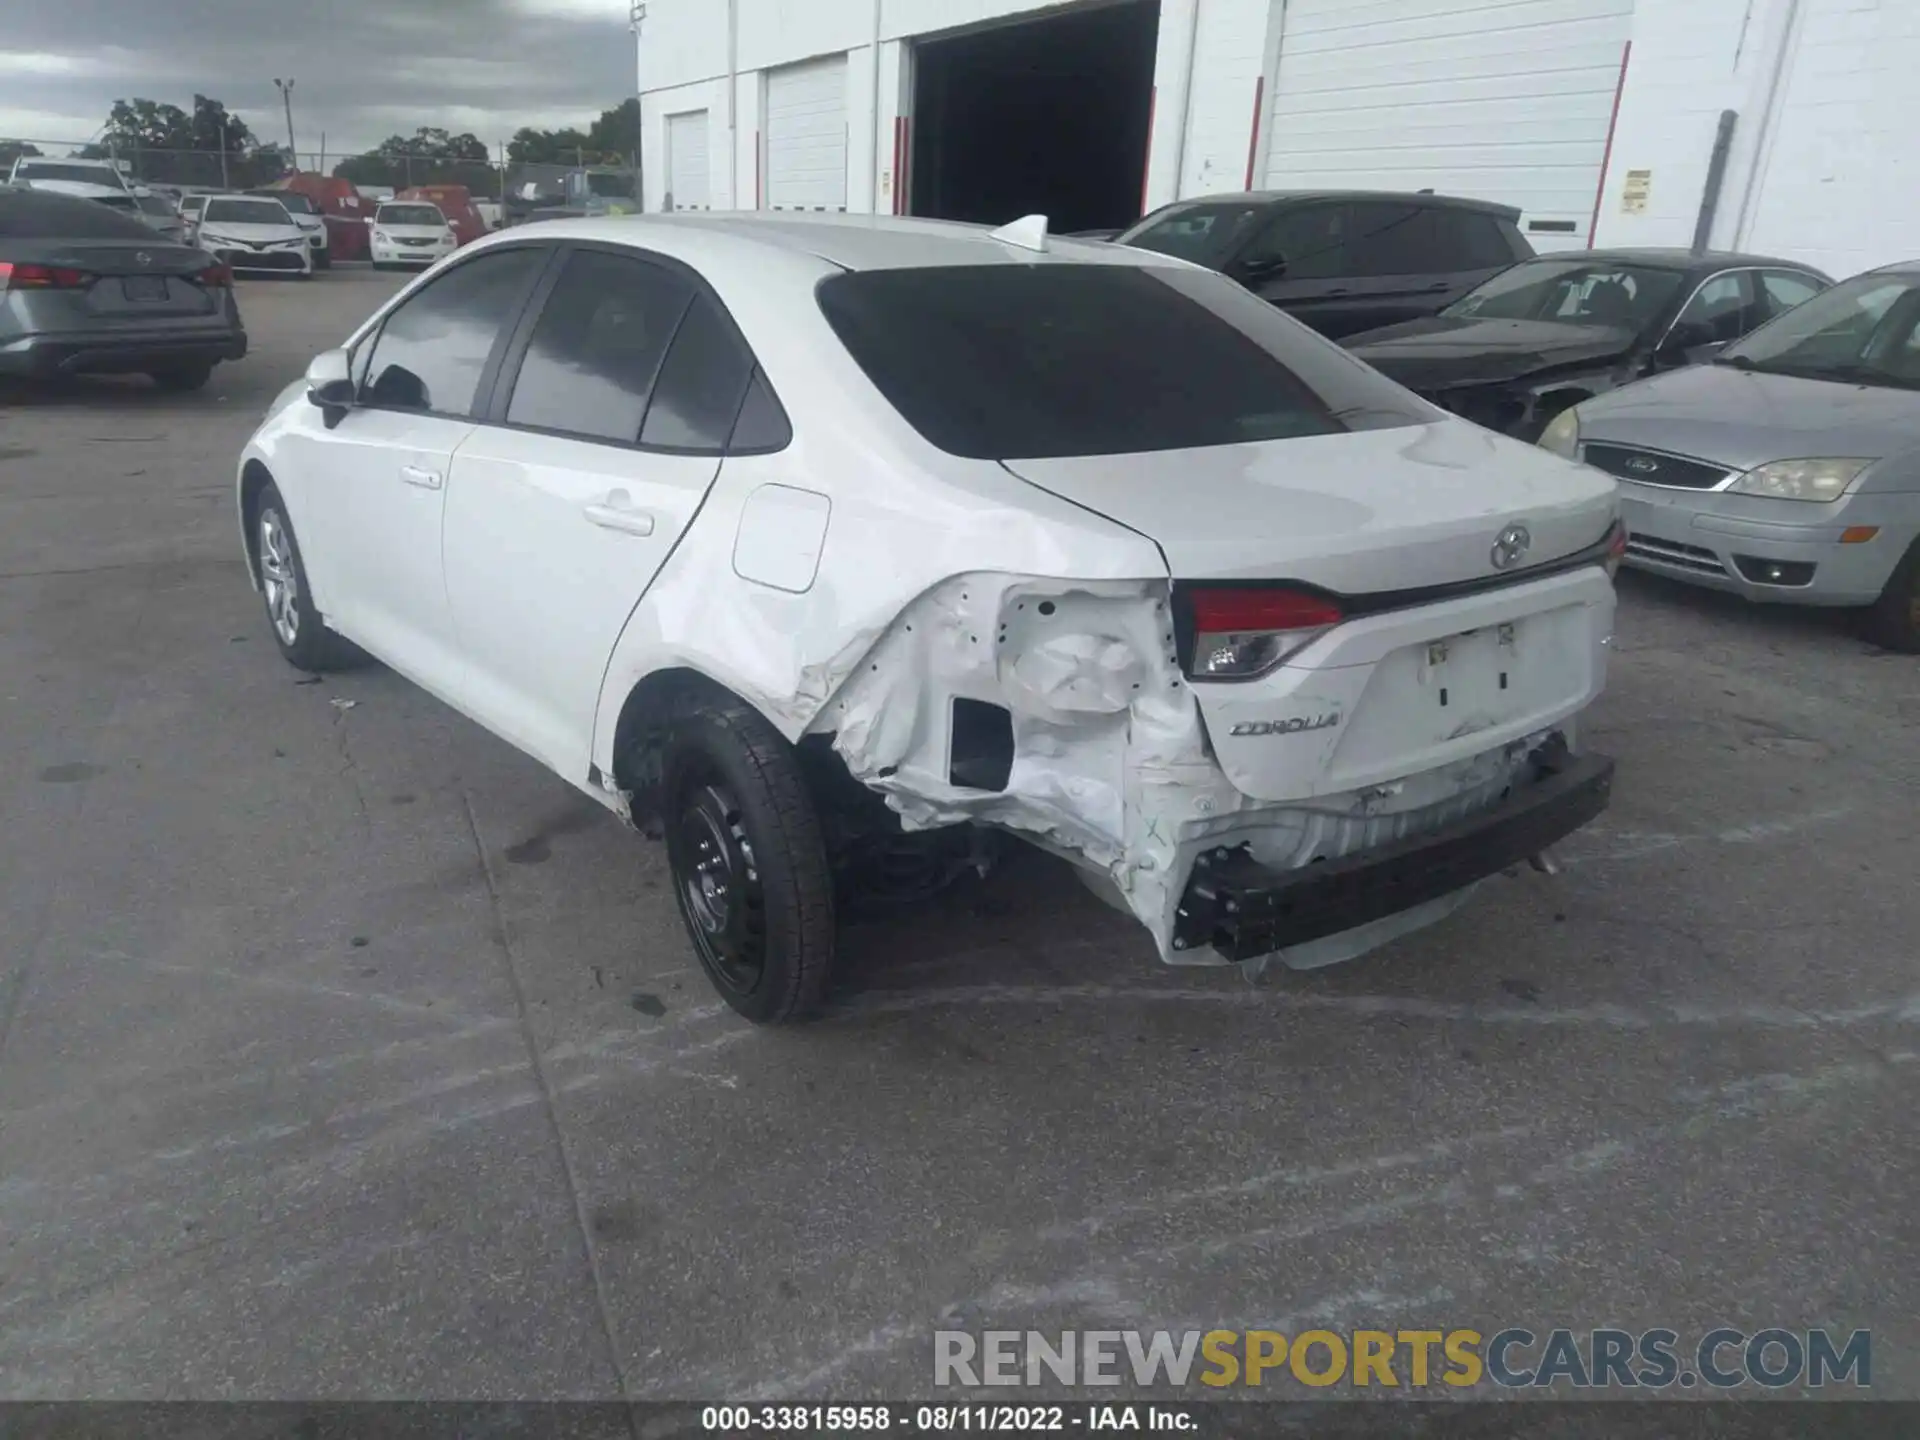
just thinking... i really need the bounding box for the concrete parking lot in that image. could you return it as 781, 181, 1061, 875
0, 266, 1915, 1404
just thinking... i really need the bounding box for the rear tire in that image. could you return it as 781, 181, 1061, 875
1862, 539, 1920, 653
150, 362, 212, 392
662, 694, 836, 1024
254, 481, 364, 673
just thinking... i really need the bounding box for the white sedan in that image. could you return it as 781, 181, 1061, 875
367, 201, 458, 269
195, 195, 313, 278
236, 213, 1623, 1023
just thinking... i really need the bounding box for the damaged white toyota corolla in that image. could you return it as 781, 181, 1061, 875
236, 212, 1622, 1023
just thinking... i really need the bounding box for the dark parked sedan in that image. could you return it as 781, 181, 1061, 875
0, 185, 246, 391
1343, 248, 1831, 440
1114, 190, 1533, 338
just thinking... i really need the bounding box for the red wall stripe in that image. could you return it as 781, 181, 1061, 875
1243, 76, 1265, 190
1587, 42, 1632, 248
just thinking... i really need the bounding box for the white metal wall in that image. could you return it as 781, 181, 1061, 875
1735, 0, 1920, 277
1262, 0, 1634, 249
666, 110, 712, 210
763, 55, 851, 210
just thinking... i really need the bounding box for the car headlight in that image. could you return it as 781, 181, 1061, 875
1728, 458, 1871, 502
1537, 407, 1580, 459
373, 229, 390, 243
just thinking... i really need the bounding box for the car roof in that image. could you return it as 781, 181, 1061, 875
1147, 189, 1523, 219
1546, 246, 1826, 273
480, 211, 1197, 273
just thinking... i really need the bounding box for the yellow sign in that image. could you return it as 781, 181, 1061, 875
1622, 168, 1652, 214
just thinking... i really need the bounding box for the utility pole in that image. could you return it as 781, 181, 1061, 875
630, 2, 648, 206
273, 78, 297, 168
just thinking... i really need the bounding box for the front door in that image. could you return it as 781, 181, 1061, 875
288, 244, 548, 699
442, 247, 760, 778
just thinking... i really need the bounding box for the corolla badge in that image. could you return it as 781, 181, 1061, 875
1229, 713, 1341, 738
1491, 523, 1532, 570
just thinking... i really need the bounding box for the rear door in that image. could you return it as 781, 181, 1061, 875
441, 244, 760, 776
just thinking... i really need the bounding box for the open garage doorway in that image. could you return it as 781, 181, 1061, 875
908, 0, 1159, 236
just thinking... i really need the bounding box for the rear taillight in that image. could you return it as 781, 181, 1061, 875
0, 261, 91, 291
196, 262, 233, 288
1186, 586, 1343, 679
1603, 520, 1627, 579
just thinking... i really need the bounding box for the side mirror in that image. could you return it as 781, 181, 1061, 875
363, 216, 375, 226
1659, 322, 1724, 366
1237, 254, 1289, 282
305, 348, 355, 419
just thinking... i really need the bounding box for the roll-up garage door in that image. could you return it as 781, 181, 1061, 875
1263, 0, 1634, 250
666, 110, 710, 211
764, 55, 848, 211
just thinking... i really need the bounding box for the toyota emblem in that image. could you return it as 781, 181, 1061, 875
135, 251, 152, 267
1491, 524, 1532, 571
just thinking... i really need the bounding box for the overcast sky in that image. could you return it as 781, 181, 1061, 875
1, 0, 637, 160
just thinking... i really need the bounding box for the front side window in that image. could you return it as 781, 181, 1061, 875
1721, 272, 1920, 389
204, 198, 294, 226
1672, 272, 1762, 346
136, 194, 176, 216
1117, 201, 1270, 267
1445, 260, 1685, 330
360, 247, 544, 415
505, 249, 693, 443
817, 262, 1430, 461
1760, 270, 1825, 316
1243, 204, 1347, 281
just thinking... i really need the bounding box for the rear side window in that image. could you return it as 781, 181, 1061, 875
504, 249, 694, 443
817, 264, 1429, 461
640, 293, 757, 451
1761, 270, 1826, 317
0, 188, 154, 240
1345, 202, 1429, 276
1432, 210, 1518, 270
361, 247, 544, 416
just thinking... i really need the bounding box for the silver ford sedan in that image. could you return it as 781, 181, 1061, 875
1540, 263, 1920, 651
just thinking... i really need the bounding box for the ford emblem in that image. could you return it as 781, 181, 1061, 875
1624, 455, 1660, 474
135, 251, 152, 267
1491, 524, 1532, 571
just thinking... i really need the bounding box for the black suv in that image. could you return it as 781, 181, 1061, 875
1115, 191, 1533, 339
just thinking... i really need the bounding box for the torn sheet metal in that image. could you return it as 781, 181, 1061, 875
811, 571, 1554, 969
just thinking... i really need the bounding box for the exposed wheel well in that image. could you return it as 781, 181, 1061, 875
1536, 389, 1592, 421
239, 460, 273, 585
609, 668, 739, 819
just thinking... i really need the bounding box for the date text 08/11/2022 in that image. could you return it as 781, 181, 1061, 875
701, 1405, 1194, 1432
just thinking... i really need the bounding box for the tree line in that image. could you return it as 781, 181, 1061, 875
2, 95, 639, 195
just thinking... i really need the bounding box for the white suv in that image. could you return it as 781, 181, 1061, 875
236, 214, 1621, 1023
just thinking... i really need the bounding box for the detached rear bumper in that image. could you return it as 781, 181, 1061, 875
1171, 740, 1614, 960
0, 327, 247, 378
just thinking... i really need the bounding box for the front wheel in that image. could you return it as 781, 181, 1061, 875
1863, 539, 1920, 652
254, 480, 363, 672
662, 696, 836, 1024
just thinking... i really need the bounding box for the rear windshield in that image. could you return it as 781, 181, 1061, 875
0, 187, 156, 239
815, 263, 1430, 461
205, 198, 292, 225
15, 160, 123, 187
379, 204, 445, 226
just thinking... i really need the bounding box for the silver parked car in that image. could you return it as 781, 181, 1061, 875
0, 184, 247, 390
1541, 263, 1920, 651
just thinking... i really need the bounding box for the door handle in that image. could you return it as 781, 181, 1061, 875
583, 492, 656, 537
1326, 287, 1352, 296
400, 465, 442, 490
1424, 282, 1452, 293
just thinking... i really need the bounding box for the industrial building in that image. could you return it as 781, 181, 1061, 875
635, 0, 1916, 278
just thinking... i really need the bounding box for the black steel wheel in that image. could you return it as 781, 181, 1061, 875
1864, 538, 1920, 653
662, 694, 835, 1023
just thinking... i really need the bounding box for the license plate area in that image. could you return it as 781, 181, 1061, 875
121, 276, 169, 302
1418, 622, 1520, 715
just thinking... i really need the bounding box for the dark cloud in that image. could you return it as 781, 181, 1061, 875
1, 0, 633, 157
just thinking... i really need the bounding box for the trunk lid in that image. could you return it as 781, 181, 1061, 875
1343, 317, 1636, 391
1000, 418, 1618, 594
5, 241, 225, 321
